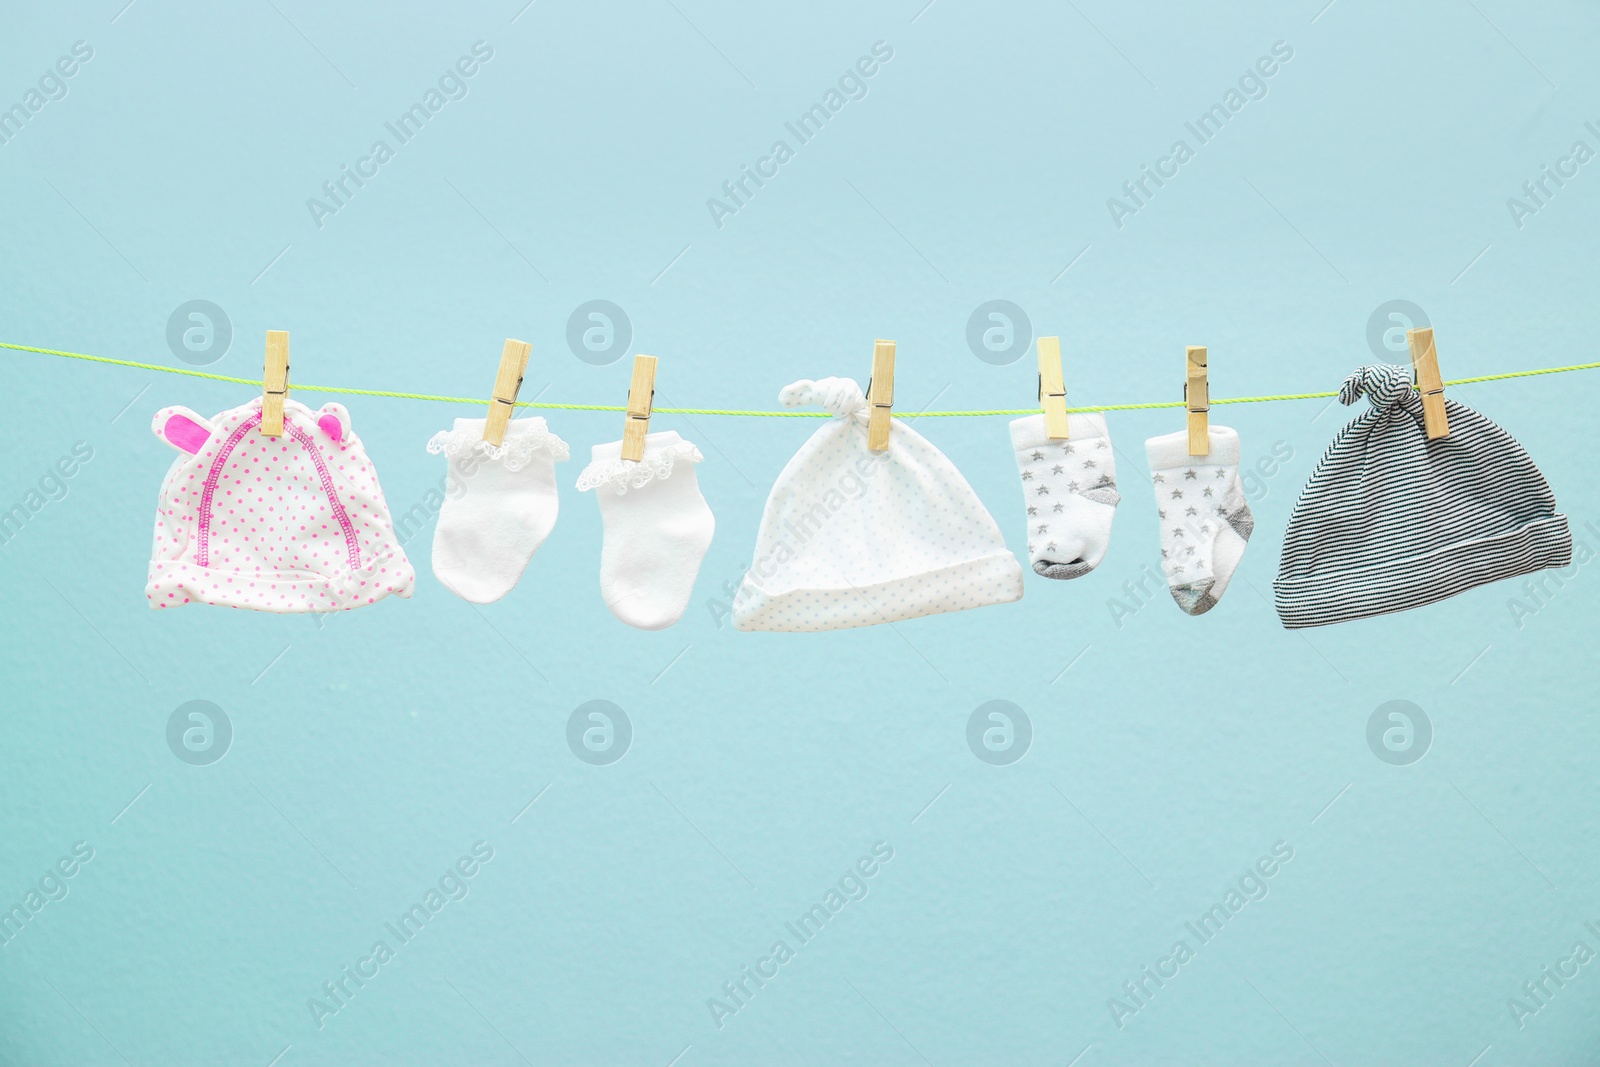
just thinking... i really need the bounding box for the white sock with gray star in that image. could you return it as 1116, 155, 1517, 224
1145, 426, 1253, 615
1009, 413, 1120, 579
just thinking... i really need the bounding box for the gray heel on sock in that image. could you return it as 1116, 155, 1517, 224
1082, 476, 1121, 508
1227, 504, 1255, 540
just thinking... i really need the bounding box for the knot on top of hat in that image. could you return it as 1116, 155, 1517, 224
779, 377, 867, 420
1339, 363, 1412, 411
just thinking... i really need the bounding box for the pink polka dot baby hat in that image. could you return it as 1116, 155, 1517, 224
146, 397, 416, 612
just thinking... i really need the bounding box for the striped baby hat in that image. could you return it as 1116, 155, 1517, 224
1273, 363, 1571, 628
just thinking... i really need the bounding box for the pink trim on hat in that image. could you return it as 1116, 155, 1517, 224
287, 422, 361, 571
195, 410, 361, 572
196, 414, 259, 568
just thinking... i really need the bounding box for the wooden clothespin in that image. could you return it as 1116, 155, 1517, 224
1185, 345, 1209, 456
1036, 335, 1069, 440
261, 330, 290, 437
483, 338, 532, 446
1406, 327, 1450, 439
867, 339, 895, 452
620, 354, 657, 461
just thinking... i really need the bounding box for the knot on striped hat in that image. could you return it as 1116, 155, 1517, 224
1339, 364, 1412, 411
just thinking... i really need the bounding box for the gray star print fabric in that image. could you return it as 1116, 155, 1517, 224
1009, 413, 1121, 579
1145, 425, 1253, 615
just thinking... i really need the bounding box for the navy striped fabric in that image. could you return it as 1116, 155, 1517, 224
1273, 364, 1572, 629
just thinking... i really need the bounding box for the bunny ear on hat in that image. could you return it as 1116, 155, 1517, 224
315, 402, 351, 443
152, 406, 215, 454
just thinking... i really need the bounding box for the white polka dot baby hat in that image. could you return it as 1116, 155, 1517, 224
146, 397, 416, 612
731, 377, 1024, 632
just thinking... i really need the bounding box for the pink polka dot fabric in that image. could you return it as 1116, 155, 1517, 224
146, 397, 416, 613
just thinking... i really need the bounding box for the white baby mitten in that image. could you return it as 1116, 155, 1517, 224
576, 431, 714, 630
1145, 426, 1253, 615
1010, 412, 1120, 579
425, 417, 569, 604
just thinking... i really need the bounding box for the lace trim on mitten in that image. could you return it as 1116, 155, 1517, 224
576, 440, 704, 494
426, 422, 570, 471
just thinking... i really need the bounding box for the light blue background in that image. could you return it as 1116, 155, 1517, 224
2, 1, 1598, 1063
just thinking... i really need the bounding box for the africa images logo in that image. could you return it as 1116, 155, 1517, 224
705, 842, 894, 1029
1106, 41, 1294, 229
305, 42, 494, 230
705, 41, 894, 229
